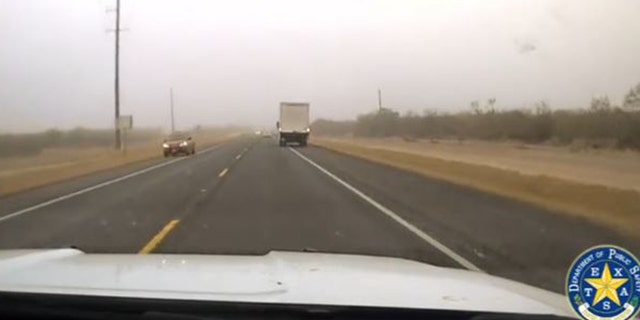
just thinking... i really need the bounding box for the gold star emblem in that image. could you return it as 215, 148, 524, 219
584, 263, 628, 306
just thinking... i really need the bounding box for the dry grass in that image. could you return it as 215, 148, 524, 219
0, 133, 237, 196
312, 139, 640, 238
319, 137, 640, 191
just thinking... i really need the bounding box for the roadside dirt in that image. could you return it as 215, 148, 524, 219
312, 137, 640, 238
0, 133, 238, 196
318, 137, 640, 192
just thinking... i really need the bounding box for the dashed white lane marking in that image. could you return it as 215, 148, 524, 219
289, 147, 483, 272
0, 144, 224, 224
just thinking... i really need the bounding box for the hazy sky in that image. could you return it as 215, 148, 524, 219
1, 0, 639, 132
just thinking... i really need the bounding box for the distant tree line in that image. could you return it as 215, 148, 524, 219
311, 83, 640, 150
0, 128, 164, 157
309, 119, 356, 136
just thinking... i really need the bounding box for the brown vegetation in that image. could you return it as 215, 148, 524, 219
313, 138, 640, 238
317, 137, 640, 192
311, 83, 640, 150
0, 129, 241, 196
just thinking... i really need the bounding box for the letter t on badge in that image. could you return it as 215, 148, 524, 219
583, 288, 593, 297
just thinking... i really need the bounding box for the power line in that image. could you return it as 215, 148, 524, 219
113, 0, 121, 149
170, 87, 175, 132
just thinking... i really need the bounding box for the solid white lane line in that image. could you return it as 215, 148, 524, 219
0, 144, 224, 224
289, 147, 483, 272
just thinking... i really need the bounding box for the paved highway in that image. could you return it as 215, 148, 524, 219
0, 136, 636, 293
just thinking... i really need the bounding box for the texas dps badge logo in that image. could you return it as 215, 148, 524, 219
566, 245, 640, 320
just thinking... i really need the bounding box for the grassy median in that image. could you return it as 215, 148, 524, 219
312, 139, 640, 238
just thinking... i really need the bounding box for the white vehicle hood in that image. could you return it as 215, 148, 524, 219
0, 249, 573, 317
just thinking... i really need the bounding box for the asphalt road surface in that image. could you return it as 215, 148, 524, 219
0, 136, 637, 293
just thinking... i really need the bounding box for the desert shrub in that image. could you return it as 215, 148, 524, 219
0, 128, 164, 158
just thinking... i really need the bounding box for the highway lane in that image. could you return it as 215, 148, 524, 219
158, 136, 460, 269
0, 135, 637, 294
294, 144, 640, 292
0, 139, 253, 252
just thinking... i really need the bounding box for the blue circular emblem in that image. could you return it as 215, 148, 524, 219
566, 245, 640, 320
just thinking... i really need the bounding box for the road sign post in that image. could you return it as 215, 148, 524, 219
116, 115, 133, 154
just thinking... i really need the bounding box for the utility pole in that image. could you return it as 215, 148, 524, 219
170, 87, 175, 133
378, 88, 383, 111
113, 0, 121, 149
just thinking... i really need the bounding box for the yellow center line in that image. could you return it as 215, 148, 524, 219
218, 168, 229, 177
138, 219, 180, 254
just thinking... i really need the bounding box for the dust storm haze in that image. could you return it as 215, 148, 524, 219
1, 0, 639, 133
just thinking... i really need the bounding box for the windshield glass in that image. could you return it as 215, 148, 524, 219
0, 0, 639, 317
166, 132, 188, 140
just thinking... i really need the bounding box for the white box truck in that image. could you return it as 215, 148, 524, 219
277, 102, 310, 147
